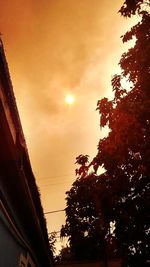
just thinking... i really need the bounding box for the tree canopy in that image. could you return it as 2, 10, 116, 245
61, 173, 114, 261
62, 0, 150, 266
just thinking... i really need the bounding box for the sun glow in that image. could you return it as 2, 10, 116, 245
65, 94, 75, 105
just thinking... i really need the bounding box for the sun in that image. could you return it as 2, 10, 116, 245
65, 94, 75, 105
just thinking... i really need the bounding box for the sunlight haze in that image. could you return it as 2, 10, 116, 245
0, 0, 138, 253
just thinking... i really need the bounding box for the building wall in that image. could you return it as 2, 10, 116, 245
0, 41, 52, 267
0, 195, 37, 267
0, 208, 26, 267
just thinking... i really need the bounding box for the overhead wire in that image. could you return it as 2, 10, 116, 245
38, 180, 73, 187
36, 173, 76, 191
36, 173, 75, 182
44, 209, 65, 215
36, 173, 76, 188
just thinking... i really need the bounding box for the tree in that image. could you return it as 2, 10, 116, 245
63, 0, 150, 266
48, 232, 57, 255
61, 172, 115, 262
91, 0, 150, 265
57, 246, 72, 263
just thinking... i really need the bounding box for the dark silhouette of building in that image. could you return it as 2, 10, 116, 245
0, 39, 53, 267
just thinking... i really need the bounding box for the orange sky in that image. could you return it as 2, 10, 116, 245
0, 0, 137, 253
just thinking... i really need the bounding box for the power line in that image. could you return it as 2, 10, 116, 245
36, 173, 76, 188
48, 231, 68, 240
48, 231, 62, 238
38, 180, 73, 187
37, 173, 75, 181
48, 231, 61, 235
44, 209, 65, 215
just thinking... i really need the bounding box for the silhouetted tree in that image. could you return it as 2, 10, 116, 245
49, 232, 57, 255
59, 246, 72, 263
92, 0, 150, 265
63, 0, 150, 266
61, 168, 118, 263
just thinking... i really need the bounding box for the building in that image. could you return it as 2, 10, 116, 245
0, 39, 53, 267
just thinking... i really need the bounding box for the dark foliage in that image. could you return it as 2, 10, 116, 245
48, 232, 57, 254
61, 173, 114, 261
63, 0, 150, 266
94, 1, 150, 265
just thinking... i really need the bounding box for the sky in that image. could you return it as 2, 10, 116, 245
0, 0, 137, 253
